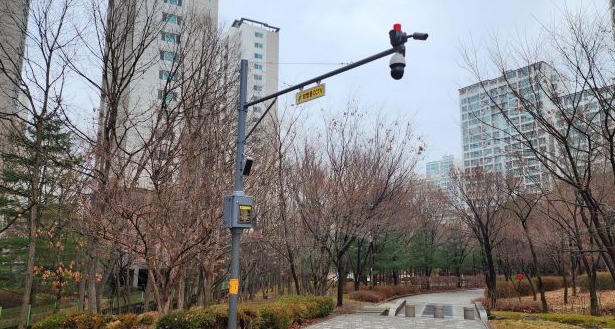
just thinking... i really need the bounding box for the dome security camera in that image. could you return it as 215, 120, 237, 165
389, 53, 406, 80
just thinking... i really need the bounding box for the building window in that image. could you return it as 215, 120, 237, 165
253, 74, 263, 81
159, 70, 178, 81
164, 0, 182, 5
253, 85, 263, 92
253, 63, 263, 70
160, 51, 178, 62
254, 53, 263, 60
255, 32, 264, 38
254, 42, 264, 49
158, 90, 177, 101
162, 13, 182, 25
161, 32, 180, 44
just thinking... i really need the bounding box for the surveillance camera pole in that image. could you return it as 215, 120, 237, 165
225, 25, 427, 329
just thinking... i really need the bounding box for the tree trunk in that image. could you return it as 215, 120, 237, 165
18, 204, 38, 329
78, 273, 86, 312
336, 256, 346, 307
588, 264, 600, 316
523, 269, 537, 301
87, 242, 100, 313
177, 272, 185, 310
571, 252, 578, 297
204, 267, 214, 305
288, 252, 301, 295
521, 222, 547, 312
562, 272, 568, 304
484, 249, 497, 308
144, 277, 152, 312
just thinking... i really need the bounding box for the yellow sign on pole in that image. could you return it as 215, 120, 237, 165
229, 279, 239, 295
295, 84, 325, 105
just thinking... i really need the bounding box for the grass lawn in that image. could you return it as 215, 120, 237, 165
491, 311, 615, 328
491, 318, 581, 329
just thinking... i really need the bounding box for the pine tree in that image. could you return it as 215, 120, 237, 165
0, 115, 80, 322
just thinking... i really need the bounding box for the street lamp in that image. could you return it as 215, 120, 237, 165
223, 23, 427, 329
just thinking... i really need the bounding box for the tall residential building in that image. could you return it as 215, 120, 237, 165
0, 0, 28, 150
611, 0, 615, 43
99, 0, 219, 186
425, 155, 456, 192
459, 62, 561, 190
230, 18, 280, 130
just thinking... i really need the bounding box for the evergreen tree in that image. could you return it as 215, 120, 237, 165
0, 115, 80, 310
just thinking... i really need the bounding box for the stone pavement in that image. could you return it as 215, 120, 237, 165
303, 290, 490, 329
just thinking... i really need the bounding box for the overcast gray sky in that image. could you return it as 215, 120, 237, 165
218, 0, 607, 165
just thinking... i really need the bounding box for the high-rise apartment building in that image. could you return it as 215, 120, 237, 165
230, 18, 280, 129
99, 0, 219, 186
459, 62, 560, 190
425, 155, 456, 192
0, 0, 28, 150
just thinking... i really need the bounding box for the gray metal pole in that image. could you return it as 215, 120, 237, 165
228, 228, 242, 329
228, 59, 248, 329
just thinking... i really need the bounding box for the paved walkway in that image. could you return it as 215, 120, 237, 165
303, 290, 490, 329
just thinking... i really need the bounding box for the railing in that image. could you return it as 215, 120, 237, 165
0, 292, 148, 329
0, 303, 65, 329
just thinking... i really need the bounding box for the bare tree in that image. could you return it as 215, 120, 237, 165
243, 104, 305, 295
460, 8, 615, 309
406, 183, 448, 278
292, 105, 419, 306
54, 0, 237, 313
0, 0, 82, 327
500, 177, 549, 311
449, 167, 513, 308
541, 182, 604, 315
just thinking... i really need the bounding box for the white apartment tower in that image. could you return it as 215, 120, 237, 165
425, 155, 456, 192
459, 62, 561, 190
230, 18, 280, 129
0, 1, 28, 151
100, 0, 219, 186
113, 0, 218, 146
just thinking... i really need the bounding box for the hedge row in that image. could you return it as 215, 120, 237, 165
578, 272, 615, 292
33, 312, 155, 329
33, 296, 333, 329
495, 276, 565, 298
348, 284, 420, 302
157, 295, 334, 329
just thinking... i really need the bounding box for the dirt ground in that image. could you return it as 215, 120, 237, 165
497, 289, 615, 315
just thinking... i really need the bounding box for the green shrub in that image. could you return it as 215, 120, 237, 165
256, 303, 292, 329
190, 308, 218, 329
156, 296, 333, 329
35, 312, 155, 329
156, 311, 192, 329
138, 314, 155, 326
62, 313, 115, 329
313, 296, 334, 317
579, 272, 615, 291
299, 296, 334, 319
33, 313, 68, 329
206, 305, 228, 328
107, 314, 141, 329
